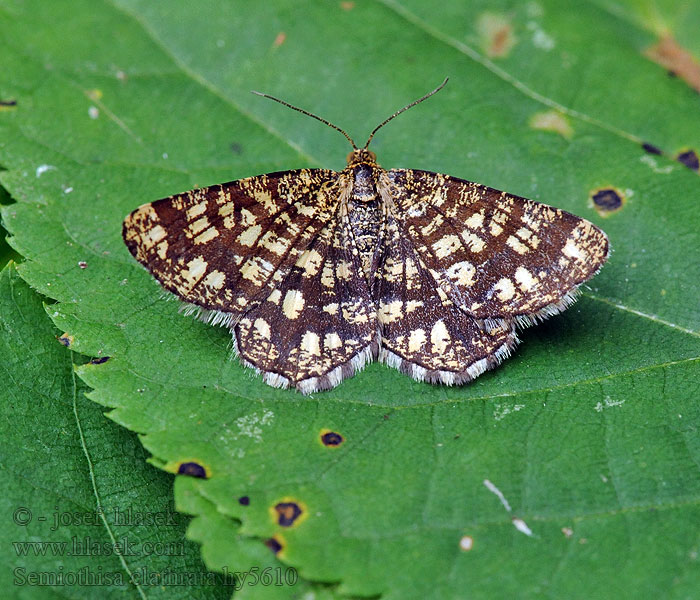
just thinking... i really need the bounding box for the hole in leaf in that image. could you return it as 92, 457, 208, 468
238, 496, 250, 506
89, 356, 110, 365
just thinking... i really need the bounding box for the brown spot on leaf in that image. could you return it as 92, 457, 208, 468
320, 429, 344, 447
264, 536, 283, 554
341, 1, 355, 10
177, 461, 208, 478
642, 142, 662, 155
78, 261, 88, 269
477, 13, 516, 58
645, 35, 700, 93
89, 356, 110, 365
57, 333, 73, 347
0, 99, 17, 111
590, 188, 624, 216
676, 149, 699, 171
238, 495, 250, 506
274, 502, 303, 527
272, 32, 286, 48
230, 142, 243, 155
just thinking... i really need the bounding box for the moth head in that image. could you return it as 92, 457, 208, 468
346, 148, 377, 166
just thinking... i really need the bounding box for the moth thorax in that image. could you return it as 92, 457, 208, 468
348, 165, 382, 279
346, 148, 376, 165
351, 164, 378, 203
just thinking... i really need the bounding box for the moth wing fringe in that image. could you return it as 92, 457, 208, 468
378, 328, 519, 386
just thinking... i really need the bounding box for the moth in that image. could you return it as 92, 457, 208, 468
123, 79, 609, 394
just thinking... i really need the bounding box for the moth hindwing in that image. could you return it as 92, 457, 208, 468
123, 83, 608, 393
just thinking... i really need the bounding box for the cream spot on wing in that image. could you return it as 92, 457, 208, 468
218, 202, 235, 218
260, 231, 290, 256
493, 210, 509, 224
184, 256, 208, 286
195, 227, 219, 245
430, 320, 451, 354
378, 299, 403, 324
156, 240, 168, 259
254, 318, 271, 340
506, 235, 529, 254
465, 211, 485, 229
282, 289, 305, 320
514, 266, 537, 291
300, 331, 321, 355
420, 213, 444, 236
189, 216, 210, 236
203, 269, 226, 290
406, 300, 423, 313
516, 227, 532, 240
267, 289, 282, 304
147, 224, 166, 245
324, 332, 342, 350
256, 189, 276, 214
342, 300, 369, 324
323, 303, 339, 315
186, 201, 207, 220
563, 239, 584, 260
432, 234, 461, 258
216, 189, 230, 205
295, 249, 323, 276
489, 222, 503, 236
408, 329, 426, 353
336, 260, 352, 280
297, 204, 315, 217
241, 208, 256, 226
321, 265, 334, 288
382, 257, 404, 281
461, 231, 485, 252
432, 187, 448, 207
241, 256, 274, 285
446, 261, 476, 287
494, 278, 516, 301
239, 224, 262, 247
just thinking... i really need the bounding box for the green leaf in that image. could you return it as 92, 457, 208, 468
0, 264, 231, 598
1, 1, 699, 598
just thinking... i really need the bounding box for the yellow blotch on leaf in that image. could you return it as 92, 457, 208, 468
529, 110, 573, 140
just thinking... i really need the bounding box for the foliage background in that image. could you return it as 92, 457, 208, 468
1, 1, 699, 598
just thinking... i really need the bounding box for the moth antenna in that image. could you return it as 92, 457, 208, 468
251, 90, 358, 150
362, 78, 449, 150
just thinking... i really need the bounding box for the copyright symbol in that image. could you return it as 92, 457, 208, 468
13, 507, 31, 526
